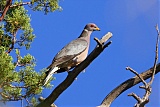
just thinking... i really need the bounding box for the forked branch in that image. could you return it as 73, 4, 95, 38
99, 63, 160, 107
126, 24, 160, 107
99, 25, 160, 107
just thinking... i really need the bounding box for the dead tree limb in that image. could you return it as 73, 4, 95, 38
149, 24, 160, 85
125, 24, 160, 107
36, 32, 113, 107
99, 63, 160, 107
99, 25, 160, 107
126, 67, 151, 107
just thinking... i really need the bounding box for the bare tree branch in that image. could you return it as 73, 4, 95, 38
36, 32, 113, 107
0, 0, 12, 22
99, 25, 160, 107
128, 93, 141, 103
99, 63, 160, 107
126, 67, 148, 87
10, 2, 31, 8
7, 28, 18, 53
149, 24, 160, 85
125, 24, 160, 107
126, 66, 151, 107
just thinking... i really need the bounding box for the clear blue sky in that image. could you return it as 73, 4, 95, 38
7, 0, 160, 107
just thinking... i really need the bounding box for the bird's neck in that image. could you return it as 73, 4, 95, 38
78, 29, 92, 38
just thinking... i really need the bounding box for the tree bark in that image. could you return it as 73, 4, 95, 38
0, 0, 12, 22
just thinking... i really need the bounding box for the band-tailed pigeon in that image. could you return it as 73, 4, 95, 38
43, 23, 100, 85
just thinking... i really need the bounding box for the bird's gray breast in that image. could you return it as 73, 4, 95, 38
54, 39, 88, 60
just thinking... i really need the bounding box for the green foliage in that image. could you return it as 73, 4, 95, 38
0, 47, 54, 105
31, 97, 39, 106
0, 0, 61, 106
0, 46, 22, 101
0, 47, 15, 84
4, 2, 35, 50
31, 0, 61, 14
19, 54, 35, 66
0, 47, 44, 102
5, 5, 30, 33
0, 34, 12, 49
0, 24, 12, 49
0, 0, 6, 9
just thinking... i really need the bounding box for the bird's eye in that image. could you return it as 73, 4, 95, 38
90, 24, 95, 27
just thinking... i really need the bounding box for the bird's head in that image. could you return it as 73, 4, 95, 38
84, 23, 100, 31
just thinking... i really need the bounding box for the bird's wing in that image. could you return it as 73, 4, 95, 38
52, 38, 88, 66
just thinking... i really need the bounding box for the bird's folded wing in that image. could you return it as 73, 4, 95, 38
52, 39, 88, 65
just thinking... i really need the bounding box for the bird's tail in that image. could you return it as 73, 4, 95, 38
43, 66, 59, 86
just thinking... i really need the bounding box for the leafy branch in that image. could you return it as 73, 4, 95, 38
0, 0, 12, 22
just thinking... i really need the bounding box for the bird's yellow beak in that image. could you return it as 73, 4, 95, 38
94, 27, 100, 31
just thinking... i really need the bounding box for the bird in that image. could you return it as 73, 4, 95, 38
43, 23, 100, 85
